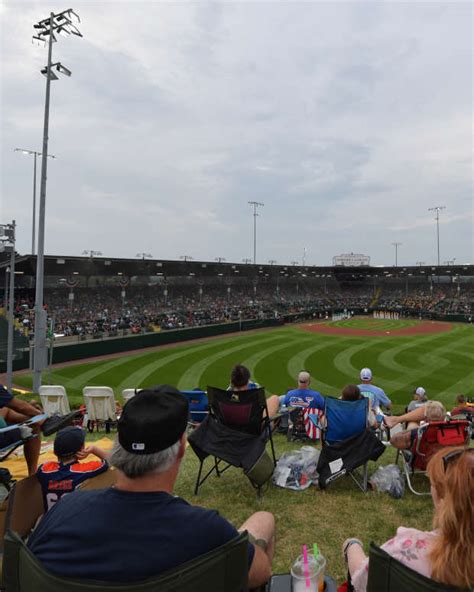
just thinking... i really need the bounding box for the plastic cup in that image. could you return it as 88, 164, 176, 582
291, 552, 326, 592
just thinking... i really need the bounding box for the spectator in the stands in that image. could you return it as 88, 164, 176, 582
407, 387, 428, 412
36, 426, 109, 512
229, 364, 280, 418
28, 387, 275, 587
342, 446, 474, 590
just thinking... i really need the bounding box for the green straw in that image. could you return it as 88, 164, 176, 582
313, 543, 319, 559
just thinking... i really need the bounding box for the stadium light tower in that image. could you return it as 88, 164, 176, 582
248, 201, 264, 264
14, 149, 55, 255
32, 8, 82, 393
428, 206, 446, 266
391, 242, 402, 267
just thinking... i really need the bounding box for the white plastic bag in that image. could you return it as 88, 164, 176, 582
370, 464, 405, 498
273, 446, 320, 490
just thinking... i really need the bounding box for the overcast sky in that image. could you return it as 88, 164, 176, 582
1, 1, 472, 267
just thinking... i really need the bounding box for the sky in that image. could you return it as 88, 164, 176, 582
1, 1, 473, 267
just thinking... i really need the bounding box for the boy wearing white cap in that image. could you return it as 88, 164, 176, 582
407, 387, 428, 412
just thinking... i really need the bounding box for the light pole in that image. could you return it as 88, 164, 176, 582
215, 257, 226, 263
391, 242, 402, 267
428, 206, 446, 266
136, 252, 153, 260
180, 255, 193, 262
14, 149, 56, 255
302, 247, 307, 267
248, 201, 264, 264
242, 258, 252, 265
416, 261, 425, 267
0, 222, 16, 390
32, 8, 82, 393
268, 259, 277, 265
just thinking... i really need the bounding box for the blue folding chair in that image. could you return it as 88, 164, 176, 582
324, 397, 369, 444
318, 397, 385, 491
180, 391, 209, 425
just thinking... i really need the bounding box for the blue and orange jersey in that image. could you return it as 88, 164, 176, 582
37, 459, 108, 511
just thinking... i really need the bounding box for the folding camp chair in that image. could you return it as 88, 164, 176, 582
0, 415, 47, 463
396, 420, 470, 495
121, 389, 137, 403
366, 542, 466, 591
286, 407, 323, 442
38, 386, 70, 417
317, 397, 385, 492
2, 529, 250, 592
82, 387, 117, 433
188, 386, 277, 497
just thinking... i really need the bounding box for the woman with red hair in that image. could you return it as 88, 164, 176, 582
342, 446, 474, 590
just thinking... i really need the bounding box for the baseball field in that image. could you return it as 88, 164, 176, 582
14, 318, 474, 410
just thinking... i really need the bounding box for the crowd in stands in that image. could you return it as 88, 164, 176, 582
2, 282, 473, 341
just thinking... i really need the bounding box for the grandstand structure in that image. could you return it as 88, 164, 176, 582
1, 254, 473, 373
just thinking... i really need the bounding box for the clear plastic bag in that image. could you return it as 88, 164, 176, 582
272, 446, 320, 490
370, 464, 405, 499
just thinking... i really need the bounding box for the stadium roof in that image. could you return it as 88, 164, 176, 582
1, 255, 473, 281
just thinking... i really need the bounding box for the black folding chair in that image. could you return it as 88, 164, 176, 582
188, 386, 277, 497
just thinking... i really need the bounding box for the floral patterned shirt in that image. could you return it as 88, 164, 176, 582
352, 527, 437, 592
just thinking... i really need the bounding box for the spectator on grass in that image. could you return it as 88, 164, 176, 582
407, 387, 428, 412
450, 394, 473, 417
385, 400, 446, 435
357, 368, 392, 420
279, 371, 325, 411
36, 426, 109, 512
340, 384, 377, 428
230, 364, 280, 418
342, 447, 474, 590
28, 386, 275, 588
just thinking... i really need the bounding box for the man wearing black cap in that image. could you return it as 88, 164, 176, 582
36, 426, 109, 512
28, 385, 275, 588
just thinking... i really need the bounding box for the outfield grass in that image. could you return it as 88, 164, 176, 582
15, 319, 474, 412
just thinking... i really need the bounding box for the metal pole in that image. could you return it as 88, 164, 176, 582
436, 212, 440, 266
253, 207, 257, 264
32, 152, 37, 255
33, 13, 54, 392
6, 222, 16, 390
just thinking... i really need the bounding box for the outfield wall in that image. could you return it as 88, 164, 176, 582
3, 318, 282, 373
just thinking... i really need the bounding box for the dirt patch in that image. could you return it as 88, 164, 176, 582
301, 320, 453, 337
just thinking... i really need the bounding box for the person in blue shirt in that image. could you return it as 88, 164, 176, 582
28, 386, 275, 588
357, 368, 392, 420
279, 371, 325, 410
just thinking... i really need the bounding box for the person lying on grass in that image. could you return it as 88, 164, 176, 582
342, 446, 474, 591
36, 425, 109, 512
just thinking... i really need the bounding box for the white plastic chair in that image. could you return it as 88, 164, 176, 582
82, 387, 117, 432
122, 389, 137, 403
39, 386, 71, 417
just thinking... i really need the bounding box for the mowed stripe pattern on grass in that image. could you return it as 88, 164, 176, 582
14, 321, 474, 409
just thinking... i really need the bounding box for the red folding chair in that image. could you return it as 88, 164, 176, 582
397, 420, 470, 495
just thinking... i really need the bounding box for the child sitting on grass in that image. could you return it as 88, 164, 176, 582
37, 426, 109, 512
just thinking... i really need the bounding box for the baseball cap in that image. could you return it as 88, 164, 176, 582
360, 368, 372, 381
415, 387, 426, 397
298, 371, 311, 384
118, 385, 189, 455
54, 426, 86, 457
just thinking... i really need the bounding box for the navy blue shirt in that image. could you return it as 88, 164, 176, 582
0, 385, 14, 409
28, 488, 255, 583
280, 388, 325, 410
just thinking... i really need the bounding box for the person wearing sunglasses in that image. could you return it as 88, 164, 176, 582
342, 446, 474, 591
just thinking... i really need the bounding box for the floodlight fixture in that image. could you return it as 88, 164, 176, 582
82, 250, 102, 258
55, 63, 72, 76
41, 67, 58, 80
136, 252, 153, 260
